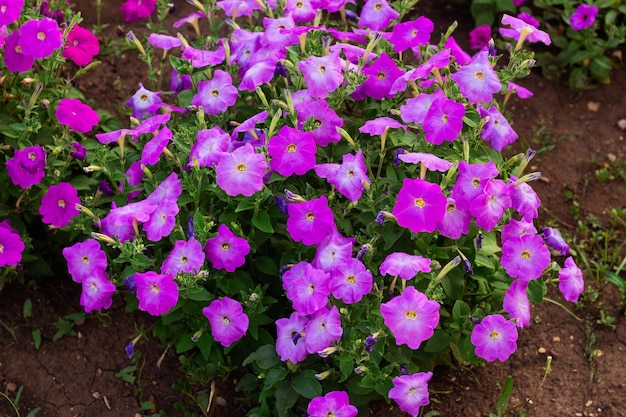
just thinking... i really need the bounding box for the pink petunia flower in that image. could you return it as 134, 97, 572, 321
570, 4, 598, 31
423, 97, 466, 144
268, 126, 317, 177
352, 53, 404, 100
450, 51, 502, 104
161, 237, 205, 275
389, 16, 434, 52
314, 151, 370, 202
134, 271, 179, 316
203, 297, 249, 347
0, 0, 24, 26
126, 83, 162, 120
143, 200, 179, 242
499, 14, 551, 45
450, 161, 499, 209
188, 127, 230, 168
470, 179, 513, 231
312, 230, 356, 272
379, 252, 431, 280
380, 286, 440, 350
330, 258, 373, 304
296, 99, 344, 147
39, 182, 81, 227
471, 314, 518, 361
191, 70, 238, 116
307, 391, 357, 417
62, 24, 99, 66
18, 17, 63, 59
286, 195, 336, 246
388, 372, 432, 417
478, 105, 518, 151
542, 227, 570, 256
392, 178, 447, 234
304, 305, 343, 354
215, 144, 268, 197
500, 234, 551, 281
503, 279, 530, 327
469, 24, 491, 50
298, 52, 344, 99
275, 312, 309, 364
3, 31, 35, 73
56, 98, 100, 133
204, 224, 250, 272
141, 126, 173, 166
0, 224, 25, 268
62, 239, 108, 283
358, 0, 399, 31
80, 270, 116, 313
558, 257, 584, 302
436, 197, 472, 239
120, 0, 157, 22
282, 261, 331, 315
6, 145, 47, 189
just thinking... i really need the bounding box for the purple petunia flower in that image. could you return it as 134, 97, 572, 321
39, 182, 81, 227
352, 53, 404, 100
400, 90, 444, 124
379, 252, 431, 280
56, 98, 100, 133
397, 152, 453, 172
501, 218, 537, 242
191, 70, 238, 116
282, 261, 331, 315
478, 105, 518, 151
298, 52, 344, 99
141, 126, 173, 166
215, 144, 268, 197
0, 0, 24, 26
305, 305, 343, 354
203, 297, 249, 347
312, 230, 356, 272
3, 31, 35, 73
445, 36, 471, 66
570, 4, 598, 31
0, 223, 24, 267
296, 99, 344, 146
503, 279, 530, 328
204, 224, 250, 272
330, 258, 373, 304
189, 127, 230, 168
6, 145, 47, 189
286, 195, 336, 246
471, 314, 518, 361
70, 142, 86, 161
359, 117, 407, 136
450, 161, 499, 209
470, 179, 513, 231
359, 0, 399, 31
392, 178, 447, 234
127, 83, 162, 120
307, 391, 357, 417
450, 51, 502, 104
423, 97, 466, 144
18, 18, 63, 59
268, 126, 317, 177
62, 24, 100, 66
80, 270, 116, 313
62, 239, 108, 283
120, 0, 157, 22
147, 33, 182, 51
134, 271, 179, 316
436, 197, 472, 239
499, 14, 551, 45
469, 24, 491, 50
388, 372, 432, 417
314, 151, 370, 202
285, 0, 316, 23
542, 227, 570, 256
161, 237, 205, 275
558, 257, 584, 302
389, 16, 434, 52
275, 312, 309, 364
100, 200, 157, 242
500, 234, 551, 281
380, 286, 440, 350
143, 200, 179, 242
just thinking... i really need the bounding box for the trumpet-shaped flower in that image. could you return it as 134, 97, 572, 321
314, 151, 370, 202
189, 127, 230, 168
389, 16, 434, 52
392, 178, 447, 234
275, 312, 309, 364
215, 144, 268, 197
101, 200, 157, 242
296, 99, 343, 146
80, 270, 116, 313
205, 224, 250, 272
330, 258, 373, 304
268, 126, 317, 177
19, 18, 63, 59
471, 314, 518, 361
191, 70, 238, 116
62, 24, 99, 66
470, 179, 513, 231
3, 31, 35, 73
0, 0, 23, 26
499, 14, 551, 45
203, 297, 249, 347
423, 97, 466, 144
0, 224, 24, 268
358, 0, 399, 31
298, 52, 344, 99
436, 197, 472, 239
379, 252, 431, 280
511, 178, 541, 220
503, 279, 530, 327
282, 261, 331, 315
307, 391, 357, 417
312, 230, 356, 272
451, 161, 499, 209
127, 83, 162, 120
400, 90, 445, 124
287, 196, 336, 246
56, 98, 100, 133
380, 286, 440, 349
63, 239, 108, 283
305, 306, 343, 354
478, 105, 518, 151
40, 182, 81, 227
352, 53, 404, 100
388, 372, 432, 417
542, 227, 570, 256
570, 4, 598, 31
120, 0, 157, 22
161, 237, 205, 275
559, 257, 584, 302
501, 218, 537, 242
6, 145, 47, 189
450, 51, 502, 104
143, 200, 179, 241
501, 234, 551, 281
469, 24, 491, 50
134, 271, 179, 316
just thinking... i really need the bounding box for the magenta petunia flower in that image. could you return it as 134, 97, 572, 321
100, 200, 157, 242
389, 16, 434, 52
275, 312, 309, 364
352, 53, 404, 100
216, 144, 268, 197
126, 83, 162, 120
570, 4, 598, 31
286, 195, 336, 246
542, 227, 570, 256
312, 230, 356, 272
282, 261, 331, 315
471, 314, 518, 361
143, 200, 179, 242
268, 126, 317, 177
392, 178, 447, 234
181, 43, 226, 68
478, 105, 518, 151
146, 172, 182, 205
559, 257, 584, 302
56, 98, 100, 133
70, 142, 86, 161
189, 127, 230, 168
444, 36, 471, 66
204, 224, 250, 272
216, 0, 263, 17
451, 51, 502, 104
120, 0, 157, 22
503, 279, 530, 327
62, 24, 99, 66
262, 16, 299, 50
388, 372, 432, 417
80, 270, 116, 313
304, 305, 343, 354
380, 286, 440, 350
500, 234, 551, 281
296, 99, 344, 146
450, 161, 499, 209
141, 126, 172, 166
469, 24, 491, 50
134, 271, 179, 316
316, 0, 354, 13
470, 179, 513, 231
231, 110, 268, 141
161, 237, 205, 275
238, 60, 278, 92
507, 81, 534, 99
39, 182, 81, 227
62, 239, 108, 283
314, 151, 370, 202
18, 18, 63, 59
191, 70, 238, 116
0, 226, 24, 267
6, 145, 47, 189
359, 117, 407, 136
499, 14, 551, 45
298, 52, 344, 99
397, 151, 453, 172
501, 218, 537, 242
423, 97, 466, 144
285, 0, 316, 23
379, 252, 431, 280
203, 297, 249, 347
0, 0, 23, 26
400, 90, 445, 124
436, 197, 472, 239
358, 0, 399, 31
330, 258, 373, 304
307, 391, 357, 417
147, 33, 182, 51
3, 31, 35, 73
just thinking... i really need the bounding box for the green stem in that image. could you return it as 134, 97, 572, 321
543, 297, 582, 321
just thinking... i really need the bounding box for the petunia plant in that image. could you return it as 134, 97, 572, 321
1, 0, 588, 416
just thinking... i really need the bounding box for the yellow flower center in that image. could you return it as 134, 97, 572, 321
58, 199, 66, 208
211, 89, 219, 97
405, 310, 417, 319
446, 203, 456, 212
375, 2, 382, 10
181, 256, 188, 264
151, 284, 160, 293
237, 163, 247, 172
377, 72, 386, 79
222, 316, 230, 324
521, 250, 531, 259
221, 243, 231, 250
37, 32, 46, 41
475, 71, 484, 80
489, 331, 500, 339
306, 212, 315, 221
287, 144, 297, 153
140, 94, 148, 101
347, 275, 356, 284
28, 152, 37, 161
414, 198, 425, 208
319, 65, 326, 74
82, 256, 90, 264
0, 244, 4, 253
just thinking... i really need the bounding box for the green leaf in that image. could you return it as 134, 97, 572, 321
292, 370, 322, 399
452, 300, 471, 322
604, 271, 626, 294
528, 278, 546, 303
424, 329, 451, 353
274, 381, 298, 417
252, 211, 274, 233
264, 366, 288, 390
23, 299, 32, 319
26, 407, 41, 417
115, 365, 137, 384
496, 375, 514, 416
242, 344, 280, 369
182, 286, 214, 301
235, 198, 257, 212
254, 256, 278, 275
32, 329, 41, 350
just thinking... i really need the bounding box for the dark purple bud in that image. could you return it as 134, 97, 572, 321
364, 334, 377, 352
470, 316, 482, 325
488, 39, 496, 56
187, 216, 195, 239
291, 332, 302, 345
399, 364, 409, 375
463, 259, 474, 275
393, 148, 405, 167
542, 227, 570, 256
274, 62, 288, 78
70, 142, 86, 161
375, 211, 386, 225
345, 9, 357, 20
476, 231, 483, 250
125, 341, 135, 359
279, 264, 290, 278
356, 244, 371, 261
98, 180, 114, 196
124, 275, 136, 292
274, 195, 289, 215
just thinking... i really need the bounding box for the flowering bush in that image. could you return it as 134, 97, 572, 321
1, 0, 586, 416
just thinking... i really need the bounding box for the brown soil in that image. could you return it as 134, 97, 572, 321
2, 1, 626, 417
